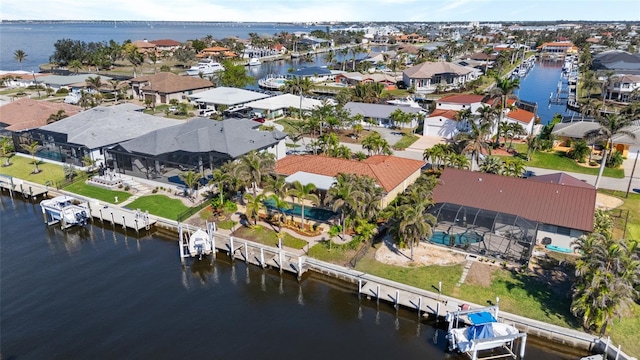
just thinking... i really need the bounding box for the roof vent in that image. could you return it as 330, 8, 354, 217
478, 178, 482, 181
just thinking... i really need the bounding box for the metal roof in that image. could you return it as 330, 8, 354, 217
39, 74, 112, 86
245, 94, 330, 111
432, 168, 596, 232
284, 171, 336, 191
344, 102, 424, 119
188, 87, 270, 106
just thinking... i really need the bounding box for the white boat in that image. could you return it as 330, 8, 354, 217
188, 229, 213, 258
387, 96, 422, 109
185, 60, 225, 76
247, 57, 261, 66
445, 305, 527, 359
40, 195, 90, 229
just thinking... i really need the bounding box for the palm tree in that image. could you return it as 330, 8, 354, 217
13, 50, 27, 70
0, 137, 15, 167
236, 151, 276, 197
479, 156, 503, 174
571, 234, 639, 335
581, 70, 600, 98
492, 76, 520, 133
108, 79, 121, 104
23, 141, 41, 174
390, 202, 435, 260
179, 170, 203, 201
210, 167, 231, 204
525, 135, 541, 161
584, 113, 636, 188
85, 75, 103, 92
268, 193, 290, 232
243, 193, 265, 226
46, 110, 67, 124
457, 120, 492, 171
283, 77, 314, 118
68, 59, 83, 74
290, 180, 319, 230
325, 173, 357, 238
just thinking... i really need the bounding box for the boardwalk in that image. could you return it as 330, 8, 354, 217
0, 175, 48, 200
91, 205, 155, 232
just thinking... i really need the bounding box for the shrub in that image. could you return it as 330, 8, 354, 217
152, 188, 158, 193
606, 151, 624, 168
55, 88, 69, 95
124, 185, 130, 191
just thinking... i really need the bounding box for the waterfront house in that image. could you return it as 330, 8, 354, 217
592, 50, 640, 72
187, 87, 270, 113
423, 94, 486, 138
38, 74, 113, 93
504, 107, 536, 135
602, 74, 640, 104
132, 39, 157, 54
402, 61, 478, 94
129, 72, 214, 105
149, 39, 182, 54
429, 168, 596, 262
244, 94, 331, 120
344, 102, 425, 129
197, 46, 236, 59
275, 154, 424, 207
30, 103, 181, 167
536, 41, 579, 60
0, 71, 48, 89
108, 117, 287, 181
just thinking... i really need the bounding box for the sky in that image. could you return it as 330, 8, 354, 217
1, 0, 639, 22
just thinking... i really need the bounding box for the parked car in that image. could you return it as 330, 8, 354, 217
252, 117, 266, 123
168, 106, 178, 113
199, 109, 216, 117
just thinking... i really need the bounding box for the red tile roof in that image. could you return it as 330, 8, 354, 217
432, 168, 595, 232
438, 94, 485, 104
0, 98, 81, 131
276, 155, 424, 192
506, 108, 535, 124
429, 109, 458, 120
150, 39, 181, 47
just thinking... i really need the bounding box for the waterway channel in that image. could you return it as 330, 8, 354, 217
0, 194, 588, 359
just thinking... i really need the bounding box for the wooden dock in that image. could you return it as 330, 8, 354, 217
0, 175, 48, 200
358, 280, 460, 316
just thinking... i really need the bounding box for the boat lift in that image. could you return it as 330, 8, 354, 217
446, 305, 527, 360
178, 222, 216, 263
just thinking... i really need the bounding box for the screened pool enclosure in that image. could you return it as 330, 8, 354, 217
427, 203, 538, 264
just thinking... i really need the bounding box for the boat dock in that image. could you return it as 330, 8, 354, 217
91, 205, 155, 233
0, 175, 49, 200
178, 223, 306, 278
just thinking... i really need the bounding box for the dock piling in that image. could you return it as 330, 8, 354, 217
260, 248, 265, 268
229, 237, 234, 259
297, 256, 302, 280
244, 242, 248, 261
376, 284, 380, 302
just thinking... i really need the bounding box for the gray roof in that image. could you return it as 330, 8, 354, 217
245, 94, 330, 111
39, 74, 112, 86
593, 50, 640, 71
39, 104, 182, 149
117, 117, 287, 158
552, 121, 640, 145
344, 102, 424, 119
284, 171, 335, 191
187, 87, 270, 106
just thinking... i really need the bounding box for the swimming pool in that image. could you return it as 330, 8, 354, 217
429, 231, 483, 246
263, 198, 336, 222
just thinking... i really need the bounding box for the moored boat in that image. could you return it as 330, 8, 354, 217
188, 228, 213, 258
247, 57, 261, 66
185, 60, 225, 76
40, 195, 90, 229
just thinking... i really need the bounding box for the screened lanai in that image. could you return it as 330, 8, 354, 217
427, 202, 537, 264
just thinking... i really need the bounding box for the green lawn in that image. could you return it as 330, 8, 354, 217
274, 118, 304, 136
125, 195, 189, 220
507, 144, 624, 178
393, 133, 420, 150
0, 155, 65, 185
609, 303, 640, 357
601, 190, 640, 241
356, 257, 463, 295
233, 224, 308, 250
63, 181, 132, 204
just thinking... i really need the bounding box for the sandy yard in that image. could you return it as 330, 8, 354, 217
595, 193, 624, 210
375, 239, 467, 267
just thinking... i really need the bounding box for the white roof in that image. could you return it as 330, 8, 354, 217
188, 86, 270, 106
284, 171, 336, 191
245, 94, 331, 111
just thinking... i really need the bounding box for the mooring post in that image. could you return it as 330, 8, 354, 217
244, 242, 248, 261
134, 219, 139, 235
615, 344, 621, 360
519, 334, 527, 359
358, 279, 362, 293
376, 284, 380, 302
260, 248, 265, 268
438, 281, 442, 300
122, 215, 126, 230
418, 297, 422, 315
297, 256, 303, 280
110, 212, 115, 225
212, 236, 216, 255
99, 209, 103, 222
229, 237, 234, 259
436, 302, 440, 319
41, 206, 47, 224
278, 248, 283, 273
178, 224, 184, 264
395, 290, 399, 307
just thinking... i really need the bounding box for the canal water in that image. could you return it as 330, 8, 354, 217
0, 194, 586, 359
515, 59, 575, 125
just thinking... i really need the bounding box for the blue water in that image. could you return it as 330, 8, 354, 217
263, 197, 335, 222
429, 230, 482, 246
515, 60, 570, 124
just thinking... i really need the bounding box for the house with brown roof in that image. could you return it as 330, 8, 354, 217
536, 41, 579, 59
129, 72, 214, 105
429, 168, 596, 263
132, 39, 157, 54
504, 107, 536, 135
197, 46, 236, 59
0, 98, 80, 133
402, 62, 479, 95
276, 155, 425, 207
150, 39, 182, 54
